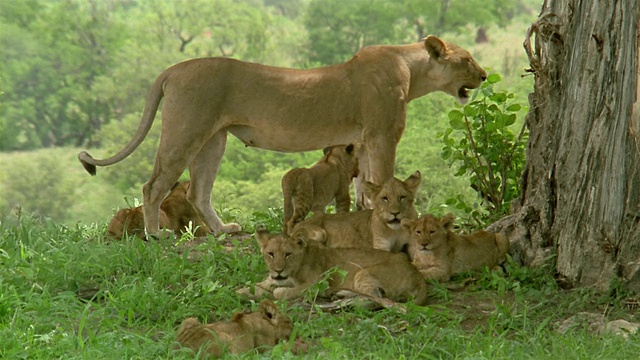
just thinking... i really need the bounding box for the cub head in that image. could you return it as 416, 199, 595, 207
363, 171, 421, 230
233, 299, 293, 342
107, 206, 170, 239
423, 35, 487, 104
256, 227, 308, 286
402, 213, 455, 251
323, 144, 359, 179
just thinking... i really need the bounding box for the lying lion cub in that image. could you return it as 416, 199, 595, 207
402, 213, 510, 281
255, 227, 428, 305
292, 171, 421, 252
107, 181, 210, 239
282, 144, 359, 235
175, 299, 293, 357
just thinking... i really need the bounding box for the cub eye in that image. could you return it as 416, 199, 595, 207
284, 252, 292, 258
382, 196, 389, 202
429, 230, 436, 235
267, 252, 274, 258
399, 196, 406, 201
415, 230, 421, 235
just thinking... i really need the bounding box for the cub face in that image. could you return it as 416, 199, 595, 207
255, 299, 294, 341
256, 227, 306, 286
363, 171, 421, 229
402, 213, 455, 251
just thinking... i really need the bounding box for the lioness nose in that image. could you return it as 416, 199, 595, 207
481, 74, 487, 81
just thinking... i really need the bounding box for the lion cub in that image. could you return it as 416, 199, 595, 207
282, 144, 359, 234
107, 181, 210, 239
255, 227, 428, 305
292, 171, 421, 252
402, 213, 510, 281
175, 299, 293, 357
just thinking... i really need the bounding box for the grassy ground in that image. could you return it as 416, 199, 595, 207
1, 212, 638, 359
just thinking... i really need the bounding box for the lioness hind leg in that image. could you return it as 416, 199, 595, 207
188, 130, 242, 235
143, 165, 185, 238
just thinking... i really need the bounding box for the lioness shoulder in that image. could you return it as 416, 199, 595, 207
255, 227, 428, 305
292, 171, 421, 252
402, 213, 510, 281
175, 299, 293, 357
282, 144, 358, 234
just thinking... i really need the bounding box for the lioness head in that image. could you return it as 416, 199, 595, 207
423, 36, 487, 104
256, 226, 307, 287
363, 171, 421, 230
323, 144, 359, 178
402, 213, 455, 251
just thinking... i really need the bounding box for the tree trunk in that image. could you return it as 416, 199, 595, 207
491, 0, 640, 292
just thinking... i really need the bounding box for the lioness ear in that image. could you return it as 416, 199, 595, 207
293, 232, 308, 248
424, 35, 448, 60
441, 213, 456, 230
255, 225, 270, 249
345, 144, 355, 154
404, 171, 422, 193
322, 146, 332, 155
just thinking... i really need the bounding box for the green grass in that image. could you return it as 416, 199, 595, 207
1, 213, 638, 359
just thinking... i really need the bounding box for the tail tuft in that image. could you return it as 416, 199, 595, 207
78, 152, 97, 176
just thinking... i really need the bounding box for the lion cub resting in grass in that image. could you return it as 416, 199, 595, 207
402, 213, 510, 282
175, 299, 293, 357
107, 181, 210, 239
282, 144, 359, 235
252, 227, 428, 305
291, 171, 421, 252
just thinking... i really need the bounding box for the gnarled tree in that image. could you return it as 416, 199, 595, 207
494, 0, 640, 292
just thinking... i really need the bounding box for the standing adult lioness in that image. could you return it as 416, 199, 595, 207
79, 36, 486, 236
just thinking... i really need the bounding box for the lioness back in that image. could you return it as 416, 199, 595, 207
175, 299, 293, 356
292, 171, 421, 252
256, 228, 428, 305
282, 144, 358, 234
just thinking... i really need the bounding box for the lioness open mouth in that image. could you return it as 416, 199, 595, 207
272, 275, 288, 281
388, 218, 401, 225
458, 86, 472, 100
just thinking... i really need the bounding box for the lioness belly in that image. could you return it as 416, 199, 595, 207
227, 124, 360, 152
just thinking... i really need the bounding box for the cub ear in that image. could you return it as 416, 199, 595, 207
403, 171, 422, 193
322, 146, 332, 155
345, 144, 355, 154
440, 213, 456, 230
362, 180, 381, 199
293, 231, 308, 248
400, 218, 415, 230
424, 36, 448, 60
260, 299, 278, 320
255, 225, 270, 249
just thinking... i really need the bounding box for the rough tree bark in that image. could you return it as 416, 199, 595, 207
490, 0, 640, 292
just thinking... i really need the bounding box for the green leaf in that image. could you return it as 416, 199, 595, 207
464, 105, 478, 117
487, 73, 501, 84
449, 117, 466, 130
506, 103, 522, 112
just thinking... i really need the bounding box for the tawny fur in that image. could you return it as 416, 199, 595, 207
254, 227, 428, 306
282, 144, 359, 235
292, 171, 421, 252
106, 181, 209, 239
78, 36, 486, 237
402, 213, 510, 281
175, 299, 293, 357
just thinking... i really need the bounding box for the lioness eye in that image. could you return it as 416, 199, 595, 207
400, 196, 406, 201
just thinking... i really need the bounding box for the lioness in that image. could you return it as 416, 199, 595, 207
175, 299, 293, 357
282, 144, 359, 235
78, 36, 485, 237
292, 171, 421, 252
256, 227, 428, 305
107, 181, 209, 239
402, 213, 510, 281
